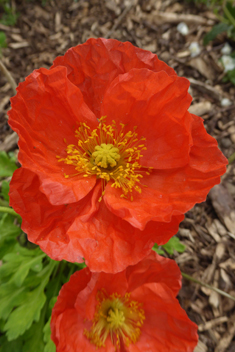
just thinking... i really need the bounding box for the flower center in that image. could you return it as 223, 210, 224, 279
92, 143, 120, 168
57, 117, 152, 201
84, 291, 145, 350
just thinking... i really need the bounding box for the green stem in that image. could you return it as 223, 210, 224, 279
0, 199, 9, 207
0, 206, 22, 221
228, 151, 235, 164
223, 4, 235, 28
182, 272, 235, 301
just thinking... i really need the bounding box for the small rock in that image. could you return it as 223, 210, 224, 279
221, 137, 232, 148
221, 42, 232, 55
221, 55, 235, 72
177, 22, 189, 36
228, 125, 235, 134
189, 42, 201, 57
221, 98, 232, 107
230, 133, 235, 143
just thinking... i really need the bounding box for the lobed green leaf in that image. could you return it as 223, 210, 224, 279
3, 286, 47, 340
0, 151, 17, 178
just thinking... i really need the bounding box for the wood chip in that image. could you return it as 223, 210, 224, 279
151, 11, 215, 25
198, 316, 228, 332
0, 132, 18, 152
189, 101, 212, 116
214, 314, 235, 352
219, 258, 235, 271
188, 57, 215, 80
188, 78, 222, 101
209, 185, 235, 235
9, 42, 30, 49
194, 340, 208, 352
0, 23, 20, 33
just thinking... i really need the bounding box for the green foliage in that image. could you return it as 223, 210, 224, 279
0, 31, 7, 50
0, 208, 84, 350
0, 181, 10, 202
186, 1, 235, 44
203, 1, 235, 43
223, 67, 235, 84
203, 22, 230, 45
0, 0, 19, 26
0, 151, 17, 178
153, 236, 186, 255
0, 159, 84, 351
186, 0, 223, 5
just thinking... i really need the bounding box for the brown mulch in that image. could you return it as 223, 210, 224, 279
0, 0, 235, 351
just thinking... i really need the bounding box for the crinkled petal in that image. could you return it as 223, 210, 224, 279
9, 167, 98, 263
8, 66, 97, 204
101, 68, 193, 169
51, 270, 117, 352
126, 251, 182, 296
104, 114, 227, 232
10, 167, 183, 272
52, 38, 176, 118
74, 271, 128, 319
51, 259, 198, 352
129, 283, 198, 352
68, 200, 184, 272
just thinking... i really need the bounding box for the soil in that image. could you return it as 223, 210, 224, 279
0, 0, 235, 351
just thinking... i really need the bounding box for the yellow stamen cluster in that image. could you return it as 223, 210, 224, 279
58, 116, 151, 200
84, 290, 145, 350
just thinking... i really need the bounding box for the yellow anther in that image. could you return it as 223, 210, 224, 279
58, 116, 151, 201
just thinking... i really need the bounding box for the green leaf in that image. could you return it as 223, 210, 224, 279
0, 240, 16, 260
0, 214, 21, 247
225, 1, 235, 20
0, 283, 26, 320
3, 286, 47, 340
153, 236, 186, 256
0, 31, 7, 48
0, 12, 19, 26
203, 22, 230, 45
152, 243, 165, 255
0, 181, 10, 202
1, 244, 45, 287
162, 236, 186, 255
43, 318, 56, 352
22, 318, 44, 352
0, 151, 17, 177
224, 68, 235, 85
0, 335, 23, 352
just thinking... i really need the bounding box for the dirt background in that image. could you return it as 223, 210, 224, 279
0, 0, 235, 351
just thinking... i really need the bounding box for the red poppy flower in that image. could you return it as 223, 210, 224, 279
9, 38, 227, 272
51, 252, 198, 352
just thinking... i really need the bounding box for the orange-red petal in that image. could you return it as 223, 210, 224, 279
129, 283, 198, 352
126, 251, 182, 296
52, 38, 176, 118
8, 66, 97, 204
51, 254, 198, 352
101, 68, 193, 169
104, 113, 227, 233
9, 167, 183, 273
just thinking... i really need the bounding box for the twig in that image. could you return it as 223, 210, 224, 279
152, 11, 215, 25
105, 0, 136, 39
182, 272, 235, 302
0, 59, 17, 94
